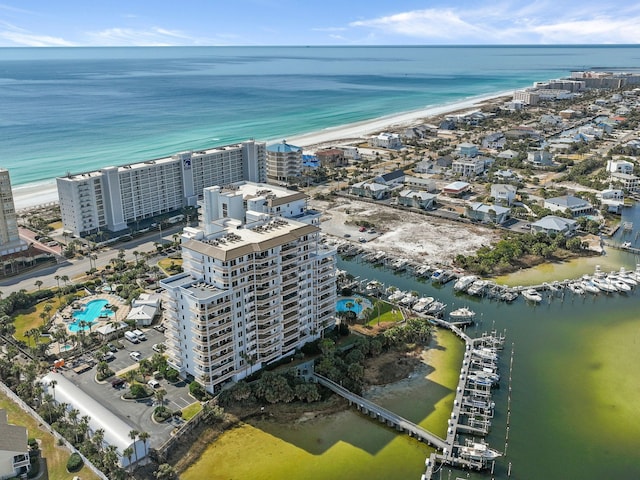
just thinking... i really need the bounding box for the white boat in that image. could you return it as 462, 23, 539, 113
430, 269, 444, 283
580, 280, 600, 294
612, 271, 637, 286
591, 277, 617, 293
608, 277, 631, 292
472, 348, 498, 361
365, 280, 383, 294
458, 440, 501, 462
412, 297, 434, 313
619, 267, 639, 284
568, 283, 585, 295
467, 280, 488, 296
453, 275, 478, 292
449, 307, 476, 321
391, 258, 408, 271
426, 300, 447, 315
522, 288, 542, 303
388, 290, 406, 302
399, 294, 418, 307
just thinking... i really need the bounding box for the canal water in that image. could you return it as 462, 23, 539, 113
183, 209, 640, 480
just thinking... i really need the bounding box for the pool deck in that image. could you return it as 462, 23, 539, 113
336, 295, 373, 318
48, 293, 130, 355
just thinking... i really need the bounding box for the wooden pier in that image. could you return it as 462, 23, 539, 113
313, 374, 448, 450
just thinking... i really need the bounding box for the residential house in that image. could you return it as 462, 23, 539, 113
491, 184, 517, 206
607, 159, 634, 175
370, 133, 402, 149
466, 203, 510, 224
481, 133, 506, 150
350, 181, 390, 200
0, 410, 30, 479
452, 157, 485, 178
497, 149, 519, 160
442, 181, 471, 196
526, 150, 555, 167
530, 216, 578, 237
438, 119, 456, 130
611, 172, 640, 192
316, 148, 348, 168
374, 169, 405, 187
456, 142, 479, 158
544, 195, 593, 217
404, 176, 437, 192
397, 190, 437, 210
539, 114, 563, 127
598, 188, 625, 214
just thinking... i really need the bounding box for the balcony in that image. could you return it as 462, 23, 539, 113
167, 358, 184, 373
13, 454, 30, 470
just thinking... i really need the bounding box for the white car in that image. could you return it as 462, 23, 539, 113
129, 351, 141, 362
152, 343, 164, 353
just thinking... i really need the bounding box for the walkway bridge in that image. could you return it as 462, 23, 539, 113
313, 373, 448, 450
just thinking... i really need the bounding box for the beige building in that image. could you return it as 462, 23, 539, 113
266, 140, 302, 184
160, 182, 336, 393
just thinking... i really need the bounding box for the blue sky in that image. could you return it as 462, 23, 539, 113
1, 0, 639, 47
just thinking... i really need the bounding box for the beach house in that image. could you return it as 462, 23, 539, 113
490, 184, 517, 206
530, 216, 578, 237
0, 410, 30, 479
544, 195, 593, 217
397, 190, 437, 210
350, 181, 391, 200
369, 133, 402, 149
465, 203, 511, 225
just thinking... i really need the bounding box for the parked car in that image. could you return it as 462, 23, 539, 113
129, 351, 141, 362
132, 329, 147, 341
111, 378, 125, 389
103, 351, 115, 362
152, 343, 164, 353
359, 237, 367, 243
359, 226, 367, 232
147, 379, 161, 389
153, 324, 166, 333
107, 343, 118, 353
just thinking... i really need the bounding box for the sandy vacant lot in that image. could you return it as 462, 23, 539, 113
311, 197, 501, 266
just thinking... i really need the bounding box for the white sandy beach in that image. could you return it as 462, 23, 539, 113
12, 90, 514, 211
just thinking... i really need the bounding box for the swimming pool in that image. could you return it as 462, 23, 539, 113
69, 299, 113, 332
336, 298, 364, 314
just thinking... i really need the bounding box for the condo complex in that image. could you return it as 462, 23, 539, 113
160, 182, 337, 393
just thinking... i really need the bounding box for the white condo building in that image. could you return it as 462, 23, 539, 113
160, 182, 337, 393
266, 140, 302, 184
56, 140, 266, 237
0, 169, 26, 256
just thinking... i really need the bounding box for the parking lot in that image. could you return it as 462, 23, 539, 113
61, 326, 196, 448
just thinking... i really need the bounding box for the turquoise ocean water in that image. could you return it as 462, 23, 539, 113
2, 45, 640, 188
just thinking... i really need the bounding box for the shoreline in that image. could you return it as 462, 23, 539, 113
11, 89, 514, 211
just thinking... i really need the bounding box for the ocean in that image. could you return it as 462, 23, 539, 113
2, 45, 640, 189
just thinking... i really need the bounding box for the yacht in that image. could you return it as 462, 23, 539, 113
472, 348, 498, 361
458, 440, 501, 462
426, 300, 447, 316
412, 297, 434, 313
618, 267, 639, 284
365, 280, 383, 295
591, 277, 617, 293
467, 280, 488, 296
608, 276, 631, 292
390, 258, 408, 272
580, 279, 600, 294
568, 283, 585, 295
453, 275, 478, 292
449, 307, 476, 322
522, 288, 543, 303
612, 271, 637, 287
430, 269, 444, 283
388, 290, 406, 302
399, 294, 418, 307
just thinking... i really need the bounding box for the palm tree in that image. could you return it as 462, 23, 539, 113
138, 431, 150, 458
54, 275, 60, 290
128, 429, 139, 464
49, 379, 57, 402
35, 280, 43, 291
123, 446, 134, 472
92, 428, 105, 453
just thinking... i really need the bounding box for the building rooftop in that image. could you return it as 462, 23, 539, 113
267, 140, 302, 153
0, 409, 28, 454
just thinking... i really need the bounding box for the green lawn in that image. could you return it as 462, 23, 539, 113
157, 257, 183, 274
364, 299, 404, 326
0, 392, 100, 480
13, 298, 64, 344
182, 401, 203, 421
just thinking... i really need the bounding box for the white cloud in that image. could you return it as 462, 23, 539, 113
85, 26, 195, 46
0, 22, 74, 46
348, 4, 640, 44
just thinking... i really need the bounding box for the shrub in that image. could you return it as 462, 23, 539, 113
164, 368, 179, 382
126, 383, 151, 399
189, 381, 206, 401
66, 452, 83, 472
